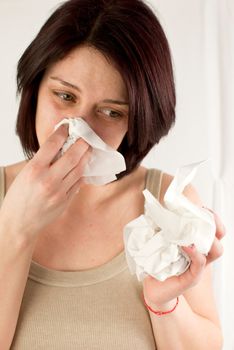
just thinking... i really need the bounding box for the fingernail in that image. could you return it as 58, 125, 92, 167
182, 244, 195, 251
60, 123, 68, 132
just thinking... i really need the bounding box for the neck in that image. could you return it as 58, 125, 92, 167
67, 175, 126, 213
77, 182, 117, 203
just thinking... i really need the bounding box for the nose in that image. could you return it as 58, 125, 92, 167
79, 116, 88, 123
64, 109, 92, 125
76, 114, 94, 129
71, 114, 99, 136
61, 101, 97, 131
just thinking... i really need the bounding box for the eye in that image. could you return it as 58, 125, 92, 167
100, 108, 123, 119
53, 91, 76, 103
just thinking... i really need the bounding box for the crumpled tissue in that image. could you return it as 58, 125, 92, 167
123, 160, 216, 282
54, 117, 126, 185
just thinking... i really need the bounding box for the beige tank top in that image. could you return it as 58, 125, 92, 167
0, 166, 162, 350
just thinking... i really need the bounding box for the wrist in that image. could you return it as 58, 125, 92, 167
145, 297, 177, 311
0, 216, 37, 250
143, 294, 179, 316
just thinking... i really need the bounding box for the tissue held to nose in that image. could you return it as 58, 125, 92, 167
54, 117, 126, 185
123, 160, 216, 282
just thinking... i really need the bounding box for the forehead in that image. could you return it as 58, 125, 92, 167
43, 46, 128, 99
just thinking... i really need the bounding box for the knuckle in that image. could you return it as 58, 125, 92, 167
66, 152, 78, 167
48, 192, 64, 207
39, 193, 63, 210
76, 139, 90, 152
201, 258, 206, 268
78, 177, 86, 187
77, 138, 89, 147
216, 243, 224, 257
181, 275, 193, 289
82, 151, 92, 165
65, 143, 90, 167
184, 273, 198, 288
49, 132, 66, 149
190, 270, 202, 286
210, 241, 224, 259
46, 139, 59, 152
73, 165, 83, 178
87, 148, 93, 158
191, 276, 200, 286
26, 162, 42, 180
220, 225, 226, 237
39, 177, 55, 197
57, 123, 68, 135
189, 279, 197, 288
198, 255, 206, 268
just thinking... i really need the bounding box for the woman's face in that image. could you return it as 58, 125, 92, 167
35, 45, 129, 150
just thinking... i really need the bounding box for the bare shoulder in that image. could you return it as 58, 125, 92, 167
159, 171, 203, 206
123, 165, 148, 192
4, 160, 27, 192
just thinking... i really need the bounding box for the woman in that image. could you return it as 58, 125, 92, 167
0, 0, 225, 349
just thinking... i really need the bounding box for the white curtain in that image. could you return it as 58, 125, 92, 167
143, 1, 234, 349
204, 1, 234, 349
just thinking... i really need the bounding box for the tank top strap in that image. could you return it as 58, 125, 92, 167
0, 166, 5, 206
145, 168, 163, 201
0, 166, 163, 205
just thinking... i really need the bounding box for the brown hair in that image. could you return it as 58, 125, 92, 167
16, 0, 176, 179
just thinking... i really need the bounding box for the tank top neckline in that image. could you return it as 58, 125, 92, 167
0, 166, 162, 287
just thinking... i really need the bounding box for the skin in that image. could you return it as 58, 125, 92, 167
36, 45, 131, 202
36, 45, 129, 150
1, 45, 225, 334
1, 45, 148, 266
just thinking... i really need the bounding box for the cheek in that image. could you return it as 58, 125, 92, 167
36, 113, 59, 146
35, 96, 63, 145
37, 128, 55, 146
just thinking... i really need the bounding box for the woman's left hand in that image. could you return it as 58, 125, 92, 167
142, 208, 226, 310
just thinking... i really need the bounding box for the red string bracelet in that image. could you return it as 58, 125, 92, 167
142, 294, 179, 316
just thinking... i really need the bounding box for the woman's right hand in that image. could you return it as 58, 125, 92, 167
0, 124, 92, 243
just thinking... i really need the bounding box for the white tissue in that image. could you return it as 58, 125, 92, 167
123, 160, 216, 282
54, 117, 126, 185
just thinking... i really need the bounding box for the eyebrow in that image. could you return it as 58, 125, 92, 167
50, 76, 129, 106
50, 76, 81, 92
102, 99, 129, 106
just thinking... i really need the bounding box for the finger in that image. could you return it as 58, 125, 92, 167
143, 273, 182, 303
51, 138, 90, 179
66, 177, 86, 200
206, 236, 224, 265
63, 148, 92, 192
33, 124, 68, 166
203, 207, 226, 239
213, 211, 226, 239
179, 245, 206, 288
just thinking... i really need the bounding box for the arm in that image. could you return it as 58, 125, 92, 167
0, 226, 37, 350
143, 172, 224, 350
0, 125, 91, 349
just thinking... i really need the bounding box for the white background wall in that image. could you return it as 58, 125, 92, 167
0, 0, 217, 197
0, 1, 233, 349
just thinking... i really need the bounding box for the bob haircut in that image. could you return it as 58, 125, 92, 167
16, 0, 176, 179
